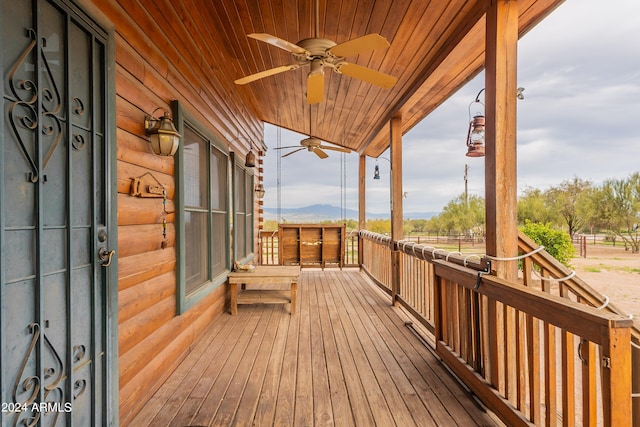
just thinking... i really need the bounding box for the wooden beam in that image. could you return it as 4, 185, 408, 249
358, 154, 366, 231
390, 116, 403, 241
358, 154, 366, 266
390, 116, 403, 305
484, 0, 519, 281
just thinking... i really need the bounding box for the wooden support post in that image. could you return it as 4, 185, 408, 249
484, 0, 519, 281
602, 324, 632, 427
358, 154, 366, 267
390, 116, 403, 305
634, 344, 640, 427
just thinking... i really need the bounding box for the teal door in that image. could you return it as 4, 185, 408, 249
1, 0, 115, 425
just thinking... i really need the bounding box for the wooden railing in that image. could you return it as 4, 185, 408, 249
359, 230, 635, 426
259, 230, 279, 265
358, 230, 392, 290
360, 231, 487, 333
517, 231, 640, 426
435, 261, 632, 426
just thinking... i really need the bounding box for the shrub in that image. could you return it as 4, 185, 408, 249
519, 221, 575, 266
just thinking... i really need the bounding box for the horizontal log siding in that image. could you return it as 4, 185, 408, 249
89, 0, 263, 424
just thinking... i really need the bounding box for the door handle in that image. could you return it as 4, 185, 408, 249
98, 248, 116, 267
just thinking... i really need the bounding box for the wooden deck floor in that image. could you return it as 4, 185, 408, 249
131, 269, 502, 426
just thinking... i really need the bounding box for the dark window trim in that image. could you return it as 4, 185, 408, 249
231, 153, 255, 265
172, 100, 230, 314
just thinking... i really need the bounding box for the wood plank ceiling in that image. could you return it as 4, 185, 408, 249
217, 0, 564, 157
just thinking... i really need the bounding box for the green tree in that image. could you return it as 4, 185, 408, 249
545, 177, 592, 236
517, 187, 559, 225
433, 193, 485, 235
592, 173, 640, 253
366, 218, 391, 234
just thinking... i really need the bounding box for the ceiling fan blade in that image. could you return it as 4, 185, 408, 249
335, 62, 397, 89
306, 69, 324, 104
282, 147, 305, 158
313, 148, 329, 159
273, 145, 304, 150
328, 34, 390, 58
235, 64, 300, 85
247, 33, 308, 55
319, 145, 351, 153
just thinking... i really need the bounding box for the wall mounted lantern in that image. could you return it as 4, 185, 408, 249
144, 109, 181, 156
465, 89, 485, 157
255, 184, 265, 198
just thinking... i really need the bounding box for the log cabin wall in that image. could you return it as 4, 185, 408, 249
81, 0, 263, 424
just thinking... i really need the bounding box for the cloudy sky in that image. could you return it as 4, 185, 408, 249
261, 0, 640, 216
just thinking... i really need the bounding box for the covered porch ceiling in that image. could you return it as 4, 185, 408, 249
225, 0, 564, 157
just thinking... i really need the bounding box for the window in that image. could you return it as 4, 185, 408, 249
234, 161, 254, 263
183, 126, 209, 292
173, 102, 229, 312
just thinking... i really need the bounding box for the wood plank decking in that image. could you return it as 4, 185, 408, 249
131, 270, 502, 426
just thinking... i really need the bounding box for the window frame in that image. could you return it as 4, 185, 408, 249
232, 154, 255, 265
172, 101, 231, 313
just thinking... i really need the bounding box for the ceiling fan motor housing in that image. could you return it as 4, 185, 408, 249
294, 38, 341, 66
300, 137, 322, 150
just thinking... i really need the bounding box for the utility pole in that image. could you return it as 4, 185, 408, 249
464, 164, 469, 206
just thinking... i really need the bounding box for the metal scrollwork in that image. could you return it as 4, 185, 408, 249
10, 322, 78, 425
72, 134, 86, 151
73, 379, 87, 400
73, 344, 86, 363
7, 28, 64, 183
13, 324, 41, 405
72, 344, 90, 400
72, 97, 85, 115
12, 323, 42, 427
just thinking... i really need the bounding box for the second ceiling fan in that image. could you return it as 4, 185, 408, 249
276, 137, 350, 159
235, 0, 398, 104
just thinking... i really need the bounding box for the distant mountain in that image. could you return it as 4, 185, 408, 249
262, 204, 438, 222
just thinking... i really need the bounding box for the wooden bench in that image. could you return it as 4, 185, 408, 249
228, 265, 301, 315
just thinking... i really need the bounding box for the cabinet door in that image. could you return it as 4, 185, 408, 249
300, 228, 322, 267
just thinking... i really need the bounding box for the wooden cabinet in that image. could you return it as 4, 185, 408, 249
278, 224, 345, 269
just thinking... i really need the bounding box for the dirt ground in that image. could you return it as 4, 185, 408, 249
569, 244, 640, 318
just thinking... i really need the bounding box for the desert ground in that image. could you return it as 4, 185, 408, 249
569, 243, 640, 318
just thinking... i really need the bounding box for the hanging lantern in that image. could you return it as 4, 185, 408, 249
465, 88, 485, 157
465, 114, 485, 157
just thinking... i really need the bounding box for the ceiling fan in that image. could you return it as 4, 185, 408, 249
276, 136, 351, 159
234, 0, 398, 104
275, 102, 350, 159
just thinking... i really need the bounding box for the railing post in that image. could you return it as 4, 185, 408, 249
391, 243, 400, 306
602, 323, 632, 427
633, 344, 640, 427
